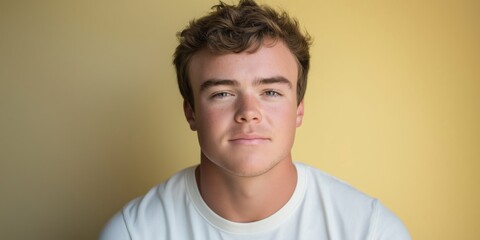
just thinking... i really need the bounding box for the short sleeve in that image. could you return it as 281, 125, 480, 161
99, 211, 131, 240
370, 201, 411, 240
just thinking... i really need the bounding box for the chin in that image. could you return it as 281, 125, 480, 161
219, 157, 283, 178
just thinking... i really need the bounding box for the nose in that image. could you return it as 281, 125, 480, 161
234, 94, 262, 123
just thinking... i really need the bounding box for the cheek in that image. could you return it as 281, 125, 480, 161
264, 103, 298, 125
197, 106, 230, 132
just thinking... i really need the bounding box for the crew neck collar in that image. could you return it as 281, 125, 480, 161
185, 162, 307, 235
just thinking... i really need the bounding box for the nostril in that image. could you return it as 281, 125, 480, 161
235, 111, 261, 123
234, 97, 262, 123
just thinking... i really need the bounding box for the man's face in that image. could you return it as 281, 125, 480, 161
184, 40, 304, 177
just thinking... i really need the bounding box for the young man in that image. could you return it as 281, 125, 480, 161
100, 0, 410, 239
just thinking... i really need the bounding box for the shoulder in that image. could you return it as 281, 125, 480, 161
369, 202, 411, 240
99, 167, 194, 240
298, 162, 374, 206
296, 162, 411, 239
99, 211, 130, 240
123, 167, 191, 219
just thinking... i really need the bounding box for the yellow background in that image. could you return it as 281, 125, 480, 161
1, 0, 478, 239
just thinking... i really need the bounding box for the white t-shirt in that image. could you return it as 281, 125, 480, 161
100, 162, 410, 239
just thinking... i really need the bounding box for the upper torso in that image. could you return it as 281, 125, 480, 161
100, 162, 410, 240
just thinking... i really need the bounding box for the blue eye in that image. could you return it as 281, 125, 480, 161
211, 92, 232, 99
264, 90, 281, 96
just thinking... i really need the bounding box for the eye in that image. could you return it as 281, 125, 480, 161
263, 90, 281, 97
211, 91, 233, 99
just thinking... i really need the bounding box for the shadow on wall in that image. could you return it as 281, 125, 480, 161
0, 0, 202, 239
1, 70, 196, 239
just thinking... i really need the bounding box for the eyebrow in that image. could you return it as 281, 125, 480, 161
200, 79, 238, 92
254, 77, 292, 88
199, 76, 292, 92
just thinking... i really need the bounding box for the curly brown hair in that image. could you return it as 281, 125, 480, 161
173, 0, 312, 109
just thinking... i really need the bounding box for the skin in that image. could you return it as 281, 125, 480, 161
184, 39, 304, 222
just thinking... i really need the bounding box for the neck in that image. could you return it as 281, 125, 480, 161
196, 154, 297, 223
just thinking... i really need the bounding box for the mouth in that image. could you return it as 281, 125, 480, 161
228, 135, 270, 145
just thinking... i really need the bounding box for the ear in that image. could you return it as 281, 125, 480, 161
296, 100, 304, 127
183, 100, 197, 131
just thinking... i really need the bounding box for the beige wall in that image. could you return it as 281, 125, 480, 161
0, 0, 478, 239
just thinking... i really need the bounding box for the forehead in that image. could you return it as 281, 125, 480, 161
188, 41, 299, 88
